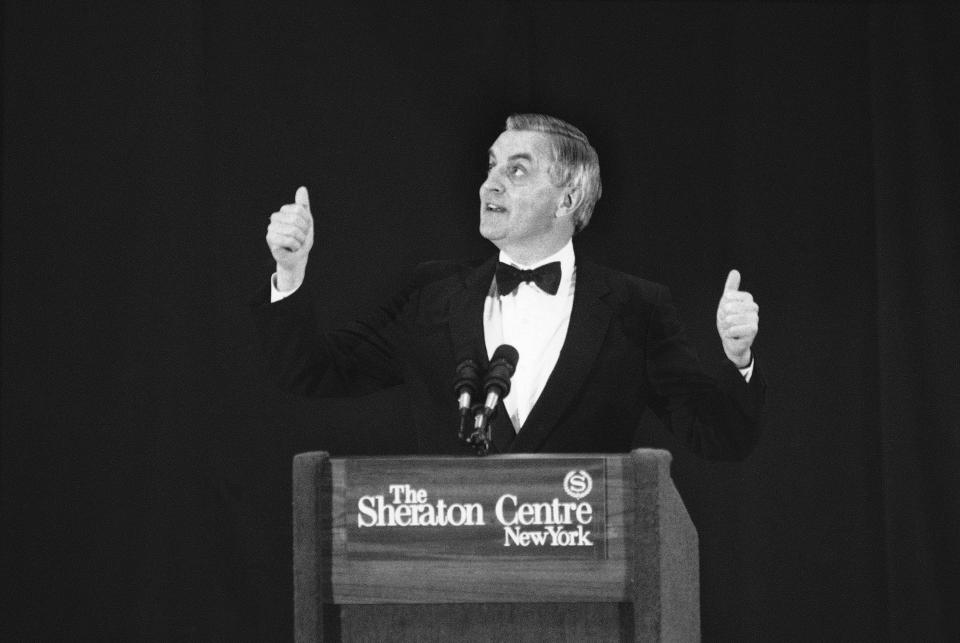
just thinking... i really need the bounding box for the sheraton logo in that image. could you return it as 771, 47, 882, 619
356, 470, 597, 549
563, 469, 593, 499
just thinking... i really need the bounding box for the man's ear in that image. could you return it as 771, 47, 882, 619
555, 185, 583, 219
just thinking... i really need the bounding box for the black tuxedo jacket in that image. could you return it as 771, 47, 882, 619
253, 255, 764, 459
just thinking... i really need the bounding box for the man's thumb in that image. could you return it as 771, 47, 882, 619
724, 269, 741, 293
295, 185, 310, 211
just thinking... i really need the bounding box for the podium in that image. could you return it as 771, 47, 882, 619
293, 449, 699, 642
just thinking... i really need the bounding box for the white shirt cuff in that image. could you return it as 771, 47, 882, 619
270, 273, 299, 303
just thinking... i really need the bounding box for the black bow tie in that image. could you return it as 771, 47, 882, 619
495, 261, 562, 296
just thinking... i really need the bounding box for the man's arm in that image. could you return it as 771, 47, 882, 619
645, 276, 764, 461
254, 186, 405, 398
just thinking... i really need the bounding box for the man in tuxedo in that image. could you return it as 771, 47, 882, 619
255, 114, 762, 458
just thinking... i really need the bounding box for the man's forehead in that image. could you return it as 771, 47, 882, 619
488, 130, 554, 163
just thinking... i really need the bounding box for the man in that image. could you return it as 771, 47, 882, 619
255, 114, 762, 458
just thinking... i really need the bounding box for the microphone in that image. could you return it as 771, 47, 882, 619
453, 357, 481, 441
471, 344, 519, 453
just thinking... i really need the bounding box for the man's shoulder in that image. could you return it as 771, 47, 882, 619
400, 257, 494, 304
578, 257, 666, 304
409, 258, 487, 287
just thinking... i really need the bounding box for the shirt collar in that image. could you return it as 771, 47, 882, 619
499, 240, 575, 273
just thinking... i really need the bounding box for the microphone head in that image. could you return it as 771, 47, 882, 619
485, 344, 519, 396
490, 344, 519, 373
454, 358, 481, 395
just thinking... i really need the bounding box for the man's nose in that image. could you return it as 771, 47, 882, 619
480, 173, 504, 194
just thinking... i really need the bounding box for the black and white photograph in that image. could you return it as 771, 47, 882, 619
3, 2, 958, 640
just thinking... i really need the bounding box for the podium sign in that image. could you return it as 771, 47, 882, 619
345, 457, 607, 560
294, 450, 700, 642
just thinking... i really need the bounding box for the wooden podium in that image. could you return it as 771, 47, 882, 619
293, 449, 699, 642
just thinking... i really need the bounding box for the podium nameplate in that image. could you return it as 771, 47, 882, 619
344, 457, 607, 560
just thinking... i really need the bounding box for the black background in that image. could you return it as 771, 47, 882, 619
3, 2, 958, 640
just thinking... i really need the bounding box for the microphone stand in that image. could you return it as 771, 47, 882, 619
467, 403, 491, 455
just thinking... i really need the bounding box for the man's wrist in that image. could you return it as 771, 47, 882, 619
271, 265, 305, 303
276, 263, 306, 292
733, 352, 754, 382
727, 349, 752, 369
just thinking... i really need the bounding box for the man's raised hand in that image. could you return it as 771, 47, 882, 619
716, 269, 759, 368
266, 186, 314, 291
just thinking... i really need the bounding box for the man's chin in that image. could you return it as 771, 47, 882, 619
478, 218, 506, 242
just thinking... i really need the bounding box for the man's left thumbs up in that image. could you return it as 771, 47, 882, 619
716, 269, 759, 367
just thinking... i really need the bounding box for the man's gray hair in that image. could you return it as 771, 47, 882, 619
505, 113, 602, 234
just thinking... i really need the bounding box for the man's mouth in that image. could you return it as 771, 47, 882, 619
484, 203, 507, 213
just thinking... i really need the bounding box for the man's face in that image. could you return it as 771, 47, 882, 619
479, 130, 565, 253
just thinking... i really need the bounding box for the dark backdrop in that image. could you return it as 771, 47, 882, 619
3, 2, 958, 640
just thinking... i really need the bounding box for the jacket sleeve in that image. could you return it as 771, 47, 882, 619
644, 284, 765, 460
251, 278, 416, 399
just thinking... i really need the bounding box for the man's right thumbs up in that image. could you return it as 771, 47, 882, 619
267, 185, 315, 291
295, 185, 310, 212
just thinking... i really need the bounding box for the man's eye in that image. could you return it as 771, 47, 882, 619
510, 165, 526, 177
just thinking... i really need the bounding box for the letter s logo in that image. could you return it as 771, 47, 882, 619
563, 470, 592, 500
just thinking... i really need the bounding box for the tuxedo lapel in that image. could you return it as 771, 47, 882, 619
447, 256, 496, 367
487, 400, 516, 454
508, 260, 613, 453
446, 256, 515, 453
